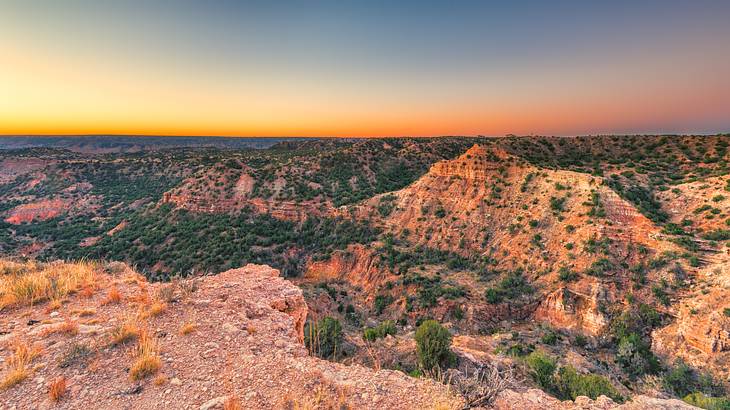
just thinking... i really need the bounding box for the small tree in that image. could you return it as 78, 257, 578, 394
415, 320, 454, 372
305, 317, 342, 359
525, 351, 557, 392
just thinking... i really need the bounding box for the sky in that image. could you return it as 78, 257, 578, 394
1, 0, 729, 137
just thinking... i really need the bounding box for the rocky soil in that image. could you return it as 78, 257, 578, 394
0, 262, 457, 409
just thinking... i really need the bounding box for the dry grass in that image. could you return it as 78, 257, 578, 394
45, 298, 63, 313
1, 339, 42, 390
40, 317, 79, 337
80, 285, 95, 298
73, 307, 96, 317
102, 286, 122, 305
49, 376, 67, 401
156, 283, 176, 303
179, 322, 197, 335
129, 331, 161, 380
138, 300, 167, 319
280, 384, 349, 410
149, 301, 167, 317
0, 259, 96, 310
153, 374, 168, 386
109, 318, 140, 346
129, 284, 151, 305
224, 396, 243, 410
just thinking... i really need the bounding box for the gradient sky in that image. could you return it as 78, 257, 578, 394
1, 1, 729, 137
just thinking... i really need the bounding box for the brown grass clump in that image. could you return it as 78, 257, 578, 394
1, 340, 42, 390
49, 376, 67, 401
179, 322, 197, 335
149, 301, 167, 317
102, 286, 122, 305
41, 317, 79, 337
45, 298, 63, 313
280, 384, 349, 410
73, 307, 96, 317
156, 283, 176, 303
129, 331, 161, 380
0, 259, 96, 310
224, 396, 243, 410
80, 284, 95, 298
153, 374, 168, 386
109, 318, 140, 346
138, 299, 167, 319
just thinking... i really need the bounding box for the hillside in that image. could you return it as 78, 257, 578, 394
1, 135, 730, 408
0, 260, 459, 409
0, 259, 699, 409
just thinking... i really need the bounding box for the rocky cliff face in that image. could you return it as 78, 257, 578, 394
652, 257, 730, 380
354, 144, 679, 336
303, 244, 394, 294
533, 283, 610, 336
161, 173, 332, 221
0, 260, 457, 409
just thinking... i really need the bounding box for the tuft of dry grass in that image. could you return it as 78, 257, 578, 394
153, 374, 168, 386
102, 286, 122, 305
1, 339, 42, 390
73, 307, 96, 317
109, 318, 140, 346
129, 331, 161, 380
280, 384, 349, 410
149, 301, 167, 317
49, 376, 67, 401
41, 317, 79, 337
80, 285, 95, 298
0, 259, 97, 310
45, 298, 63, 313
224, 396, 242, 410
138, 300, 167, 319
179, 322, 197, 335
156, 283, 176, 303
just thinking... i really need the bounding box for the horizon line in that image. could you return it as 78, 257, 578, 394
1, 132, 729, 139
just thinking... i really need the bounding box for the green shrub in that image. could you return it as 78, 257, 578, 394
526, 351, 557, 391
702, 229, 730, 241
525, 351, 622, 402
555, 365, 623, 402
363, 320, 396, 342
558, 266, 578, 282
305, 316, 343, 359
663, 360, 696, 397
683, 393, 730, 410
484, 270, 533, 304
573, 335, 588, 348
616, 333, 660, 378
541, 329, 559, 345
414, 320, 455, 371
373, 294, 394, 315
585, 258, 614, 277
664, 359, 726, 398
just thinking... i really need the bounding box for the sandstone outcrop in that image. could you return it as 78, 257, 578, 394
303, 244, 393, 293
4, 198, 68, 224
161, 185, 331, 221
652, 262, 730, 379
534, 283, 610, 336
355, 144, 679, 336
